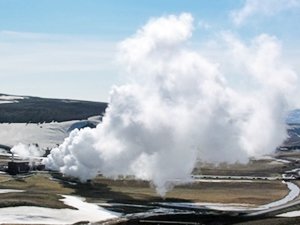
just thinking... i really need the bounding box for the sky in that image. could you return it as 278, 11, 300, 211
0, 0, 299, 102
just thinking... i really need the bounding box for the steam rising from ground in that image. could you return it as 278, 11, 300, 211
11, 143, 45, 165
40, 13, 297, 195
11, 143, 44, 158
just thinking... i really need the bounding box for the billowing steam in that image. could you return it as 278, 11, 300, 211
11, 143, 45, 165
38, 13, 297, 195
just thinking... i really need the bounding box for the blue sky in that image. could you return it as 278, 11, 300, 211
0, 0, 299, 101
0, 1, 236, 37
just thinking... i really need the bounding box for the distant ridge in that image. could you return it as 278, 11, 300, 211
286, 109, 300, 125
0, 93, 108, 123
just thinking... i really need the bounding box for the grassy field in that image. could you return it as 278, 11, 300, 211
194, 158, 291, 177
66, 176, 288, 206
0, 172, 290, 210
0, 173, 73, 208
0, 148, 295, 213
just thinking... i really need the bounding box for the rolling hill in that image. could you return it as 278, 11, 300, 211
0, 93, 108, 123
0, 93, 108, 149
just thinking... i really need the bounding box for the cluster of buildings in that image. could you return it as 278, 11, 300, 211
2, 152, 45, 175
282, 168, 300, 180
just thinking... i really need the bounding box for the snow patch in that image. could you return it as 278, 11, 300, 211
0, 195, 119, 224
0, 95, 26, 104
0, 189, 24, 194
193, 179, 254, 183
277, 210, 300, 217
0, 100, 18, 104
157, 202, 256, 211
0, 120, 99, 149
0, 95, 25, 101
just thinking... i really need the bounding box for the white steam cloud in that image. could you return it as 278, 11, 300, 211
11, 143, 44, 159
40, 13, 297, 195
231, 0, 300, 26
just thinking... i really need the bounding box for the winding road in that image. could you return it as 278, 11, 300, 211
247, 181, 300, 216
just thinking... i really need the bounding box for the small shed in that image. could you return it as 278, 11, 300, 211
7, 161, 30, 175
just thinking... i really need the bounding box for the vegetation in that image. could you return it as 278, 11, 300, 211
194, 155, 298, 177
0, 153, 297, 224
0, 173, 73, 208
0, 94, 107, 123
58, 175, 288, 206
0, 171, 289, 211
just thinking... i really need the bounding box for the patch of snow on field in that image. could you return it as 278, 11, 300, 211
158, 202, 256, 211
277, 210, 300, 217
0, 195, 119, 224
254, 155, 291, 164
61, 195, 119, 219
274, 159, 291, 164
193, 179, 254, 183
0, 189, 24, 194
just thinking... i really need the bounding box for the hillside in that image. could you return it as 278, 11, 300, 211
0, 94, 108, 148
0, 93, 107, 123
287, 109, 300, 125
1, 93, 300, 150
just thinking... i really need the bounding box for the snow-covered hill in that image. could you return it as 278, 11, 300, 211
0, 116, 101, 149
286, 109, 300, 125
2, 93, 300, 151
0, 93, 106, 149
0, 95, 26, 104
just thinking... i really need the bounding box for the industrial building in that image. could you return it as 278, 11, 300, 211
5, 152, 45, 175
7, 161, 30, 175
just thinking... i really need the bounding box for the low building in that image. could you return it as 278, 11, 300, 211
282, 168, 300, 180
7, 161, 30, 175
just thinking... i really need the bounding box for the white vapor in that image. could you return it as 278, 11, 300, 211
42, 13, 298, 195
11, 143, 44, 159
231, 0, 300, 26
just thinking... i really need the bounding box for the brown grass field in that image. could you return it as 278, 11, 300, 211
0, 153, 297, 225
0, 173, 73, 208
0, 172, 290, 209
66, 175, 289, 206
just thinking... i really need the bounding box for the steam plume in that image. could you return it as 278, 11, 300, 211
11, 143, 44, 158
41, 13, 297, 195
